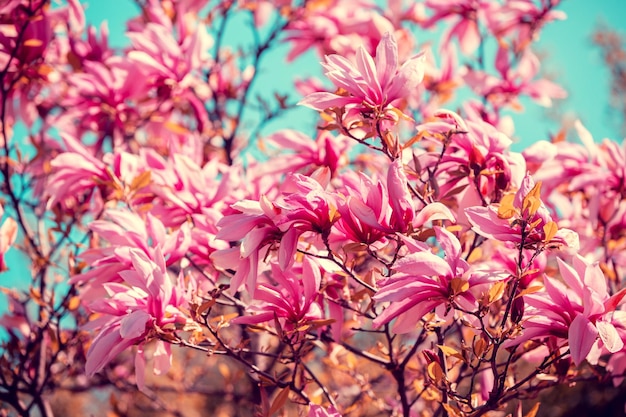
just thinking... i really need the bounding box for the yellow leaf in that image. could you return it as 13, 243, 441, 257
437, 344, 460, 356
521, 268, 539, 277
466, 246, 483, 263
516, 285, 543, 298
196, 299, 217, 315
329, 203, 340, 222
450, 278, 469, 295
446, 224, 463, 233
488, 281, 506, 304
164, 121, 189, 135
129, 170, 151, 191
218, 363, 231, 380
30, 287, 45, 306
67, 296, 81, 311
528, 218, 542, 231
437, 345, 465, 362
268, 386, 290, 416
442, 403, 462, 417
427, 361, 444, 383
208, 312, 238, 324
528, 181, 542, 198
522, 181, 542, 216
497, 193, 516, 219
524, 402, 541, 417
543, 221, 558, 242
24, 39, 43, 47
473, 337, 488, 357
523, 195, 541, 217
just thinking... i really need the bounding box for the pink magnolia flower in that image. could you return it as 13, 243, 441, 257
0, 0, 51, 68
465, 173, 579, 250
277, 172, 340, 239
84, 248, 189, 390
45, 133, 114, 212
0, 1, 58, 128
299, 32, 425, 116
423, 0, 492, 54
373, 227, 495, 333
485, 0, 566, 52
232, 260, 325, 335
126, 18, 212, 132
213, 171, 340, 294
334, 160, 455, 245
57, 58, 145, 146
146, 154, 243, 227
69, 20, 112, 64
250, 130, 349, 179
284, 0, 398, 62
212, 197, 292, 294
463, 47, 567, 108
416, 109, 526, 208
531, 123, 626, 259
70, 209, 191, 293
505, 255, 626, 366
335, 170, 395, 244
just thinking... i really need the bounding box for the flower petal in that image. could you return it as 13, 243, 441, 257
119, 310, 151, 339
569, 315, 599, 366
597, 320, 624, 353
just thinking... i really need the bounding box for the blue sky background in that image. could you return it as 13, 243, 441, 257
78, 0, 626, 150
1, 1, 625, 314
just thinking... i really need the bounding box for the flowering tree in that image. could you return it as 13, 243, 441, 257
1, 0, 625, 416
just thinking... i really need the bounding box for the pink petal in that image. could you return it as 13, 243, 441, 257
153, 340, 172, 376
414, 202, 455, 227
596, 320, 624, 353
298, 92, 357, 111
569, 315, 599, 366
387, 159, 415, 230
302, 257, 321, 304
355, 45, 382, 102
605, 288, 626, 312
375, 32, 398, 89
279, 227, 300, 270
119, 310, 151, 339
135, 345, 147, 392
393, 251, 452, 277
85, 324, 134, 376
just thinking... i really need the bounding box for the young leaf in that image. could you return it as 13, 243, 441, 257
268, 386, 290, 416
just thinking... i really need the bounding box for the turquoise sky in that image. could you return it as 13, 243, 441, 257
79, 0, 626, 150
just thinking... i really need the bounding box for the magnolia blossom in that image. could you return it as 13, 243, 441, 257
423, 0, 492, 54
84, 248, 189, 390
45, 134, 113, 212
300, 32, 425, 116
466, 174, 579, 250
212, 197, 287, 294
416, 109, 526, 207
463, 47, 567, 108
373, 228, 498, 333
70, 209, 191, 293
505, 255, 626, 366
232, 260, 325, 335
284, 0, 402, 61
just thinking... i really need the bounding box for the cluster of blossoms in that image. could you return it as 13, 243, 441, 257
1, 1, 626, 416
